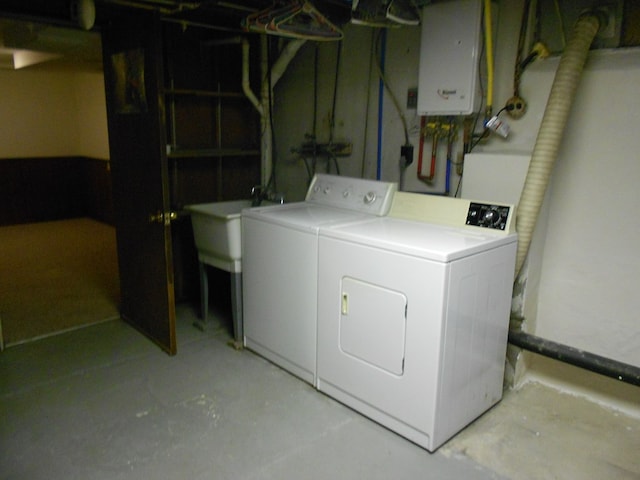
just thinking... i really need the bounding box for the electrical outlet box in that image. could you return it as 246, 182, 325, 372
417, 0, 483, 116
406, 87, 418, 109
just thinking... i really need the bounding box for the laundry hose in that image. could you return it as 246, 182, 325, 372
515, 12, 602, 279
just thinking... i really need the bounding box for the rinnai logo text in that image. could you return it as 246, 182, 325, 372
437, 89, 457, 99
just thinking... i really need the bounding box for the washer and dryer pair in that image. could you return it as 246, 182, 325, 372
242, 174, 397, 385
242, 176, 517, 451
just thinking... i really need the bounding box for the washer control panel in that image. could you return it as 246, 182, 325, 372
306, 174, 397, 216
466, 203, 511, 231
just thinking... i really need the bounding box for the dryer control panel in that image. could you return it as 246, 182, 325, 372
306, 174, 397, 216
389, 192, 516, 234
465, 203, 511, 231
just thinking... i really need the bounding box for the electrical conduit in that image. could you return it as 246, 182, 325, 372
515, 13, 601, 278
483, 0, 494, 117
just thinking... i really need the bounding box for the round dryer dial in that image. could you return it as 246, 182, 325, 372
364, 191, 377, 204
483, 208, 502, 226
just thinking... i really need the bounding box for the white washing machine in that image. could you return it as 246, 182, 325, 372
242, 174, 397, 385
316, 192, 517, 451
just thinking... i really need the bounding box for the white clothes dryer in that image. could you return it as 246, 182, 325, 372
242, 174, 396, 385
316, 192, 517, 451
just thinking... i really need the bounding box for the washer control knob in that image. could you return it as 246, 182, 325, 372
323, 186, 331, 194
343, 189, 350, 198
364, 191, 377, 204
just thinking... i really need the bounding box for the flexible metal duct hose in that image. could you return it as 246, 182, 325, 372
515, 13, 601, 278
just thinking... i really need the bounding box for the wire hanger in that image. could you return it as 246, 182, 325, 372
243, 1, 343, 41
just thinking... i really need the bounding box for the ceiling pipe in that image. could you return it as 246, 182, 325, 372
269, 38, 306, 89
216, 2, 257, 13
162, 16, 239, 33
97, 0, 201, 14
242, 37, 306, 187
242, 38, 263, 116
0, 4, 94, 31
70, 0, 96, 30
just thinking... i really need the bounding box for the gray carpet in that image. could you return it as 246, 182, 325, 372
0, 218, 120, 347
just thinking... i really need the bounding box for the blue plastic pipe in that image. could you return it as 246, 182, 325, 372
445, 155, 452, 195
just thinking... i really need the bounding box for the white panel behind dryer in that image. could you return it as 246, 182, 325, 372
461, 152, 531, 206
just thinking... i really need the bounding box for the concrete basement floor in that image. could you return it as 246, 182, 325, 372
441, 380, 640, 479
1, 303, 638, 480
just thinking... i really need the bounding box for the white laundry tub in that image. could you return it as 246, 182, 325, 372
186, 199, 251, 273
186, 199, 281, 342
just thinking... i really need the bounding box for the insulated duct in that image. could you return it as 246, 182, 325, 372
515, 12, 602, 278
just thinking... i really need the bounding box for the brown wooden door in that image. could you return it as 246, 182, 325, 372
102, 10, 176, 354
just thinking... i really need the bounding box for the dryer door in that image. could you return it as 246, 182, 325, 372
340, 277, 407, 375
317, 234, 448, 451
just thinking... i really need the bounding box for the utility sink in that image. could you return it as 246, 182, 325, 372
186, 199, 281, 343
186, 200, 251, 274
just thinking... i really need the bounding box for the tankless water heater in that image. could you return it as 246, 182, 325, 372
417, 0, 483, 116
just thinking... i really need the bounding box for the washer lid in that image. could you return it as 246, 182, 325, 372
319, 217, 517, 262
242, 202, 373, 232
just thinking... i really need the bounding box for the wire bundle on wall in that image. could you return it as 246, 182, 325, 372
293, 40, 348, 184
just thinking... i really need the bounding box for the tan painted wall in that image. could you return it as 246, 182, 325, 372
0, 69, 108, 159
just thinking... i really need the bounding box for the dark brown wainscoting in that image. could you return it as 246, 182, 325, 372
0, 156, 113, 226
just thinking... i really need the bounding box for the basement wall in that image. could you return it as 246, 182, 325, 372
0, 69, 108, 159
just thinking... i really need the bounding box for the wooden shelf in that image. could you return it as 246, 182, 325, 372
168, 148, 260, 159
165, 88, 246, 99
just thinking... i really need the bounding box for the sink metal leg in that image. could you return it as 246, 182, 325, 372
229, 272, 243, 349
194, 261, 208, 331
194, 261, 242, 347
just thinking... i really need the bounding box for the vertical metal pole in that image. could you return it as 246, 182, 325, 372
376, 29, 387, 180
